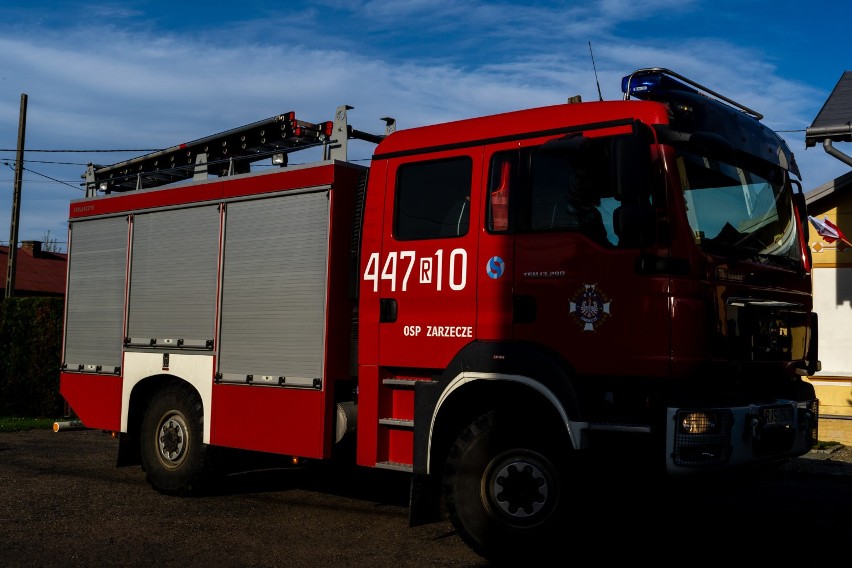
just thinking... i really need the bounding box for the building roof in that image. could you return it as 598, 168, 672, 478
806, 169, 852, 207
806, 70, 852, 147
805, 70, 852, 196
0, 242, 67, 296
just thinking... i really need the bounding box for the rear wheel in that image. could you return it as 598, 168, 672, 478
141, 383, 210, 495
443, 409, 567, 561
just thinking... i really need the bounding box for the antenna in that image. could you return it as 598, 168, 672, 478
589, 42, 603, 102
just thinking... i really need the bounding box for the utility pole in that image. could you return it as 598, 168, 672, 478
5, 93, 27, 298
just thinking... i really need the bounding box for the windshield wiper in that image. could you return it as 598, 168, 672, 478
702, 240, 802, 271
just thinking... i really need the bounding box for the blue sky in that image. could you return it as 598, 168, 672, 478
0, 0, 850, 252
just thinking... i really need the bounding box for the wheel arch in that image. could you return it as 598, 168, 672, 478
414, 340, 584, 477
117, 373, 203, 468
120, 352, 214, 437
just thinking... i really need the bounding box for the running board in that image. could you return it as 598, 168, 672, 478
375, 461, 413, 472
588, 423, 652, 433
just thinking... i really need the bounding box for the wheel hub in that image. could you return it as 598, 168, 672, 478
491, 459, 548, 518
158, 416, 186, 463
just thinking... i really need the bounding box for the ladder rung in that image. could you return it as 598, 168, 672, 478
382, 377, 428, 387
378, 418, 413, 429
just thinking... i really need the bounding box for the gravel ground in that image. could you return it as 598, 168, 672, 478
2, 429, 852, 567
784, 443, 852, 472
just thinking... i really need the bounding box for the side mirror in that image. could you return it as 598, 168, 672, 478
792, 182, 809, 241
791, 179, 813, 272
612, 122, 652, 202
612, 122, 654, 247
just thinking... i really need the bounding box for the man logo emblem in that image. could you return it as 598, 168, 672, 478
486, 256, 505, 279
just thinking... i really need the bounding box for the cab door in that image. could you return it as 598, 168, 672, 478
369, 150, 482, 369
503, 132, 670, 379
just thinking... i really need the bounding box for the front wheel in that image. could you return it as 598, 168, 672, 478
140, 383, 210, 495
443, 409, 567, 561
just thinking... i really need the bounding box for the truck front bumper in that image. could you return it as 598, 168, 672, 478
664, 398, 819, 474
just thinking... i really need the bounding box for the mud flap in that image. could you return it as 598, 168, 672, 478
409, 473, 444, 526
116, 431, 141, 467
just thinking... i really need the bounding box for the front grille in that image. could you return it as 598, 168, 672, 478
725, 298, 808, 363
672, 410, 734, 466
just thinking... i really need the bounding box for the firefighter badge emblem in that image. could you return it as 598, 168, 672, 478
569, 284, 611, 331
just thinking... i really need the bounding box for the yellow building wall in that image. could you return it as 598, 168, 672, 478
806, 378, 852, 445
808, 203, 852, 445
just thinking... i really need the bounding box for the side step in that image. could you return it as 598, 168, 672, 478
375, 376, 430, 473
375, 461, 413, 472
379, 418, 414, 428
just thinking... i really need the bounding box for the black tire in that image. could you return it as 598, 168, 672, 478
443, 409, 567, 561
140, 382, 210, 495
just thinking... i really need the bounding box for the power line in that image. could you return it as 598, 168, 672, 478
2, 161, 83, 190
21, 165, 82, 190
0, 158, 93, 166
0, 148, 161, 153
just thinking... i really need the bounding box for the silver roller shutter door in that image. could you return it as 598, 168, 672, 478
126, 206, 219, 347
218, 190, 329, 386
63, 216, 128, 372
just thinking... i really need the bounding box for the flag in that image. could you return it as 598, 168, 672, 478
809, 215, 851, 246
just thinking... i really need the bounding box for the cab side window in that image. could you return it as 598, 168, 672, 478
395, 157, 472, 240
487, 142, 617, 245
529, 150, 611, 244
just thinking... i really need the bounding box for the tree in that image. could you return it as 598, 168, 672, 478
40, 230, 61, 253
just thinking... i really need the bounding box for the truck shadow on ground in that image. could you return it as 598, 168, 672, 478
205, 447, 413, 507
204, 446, 852, 530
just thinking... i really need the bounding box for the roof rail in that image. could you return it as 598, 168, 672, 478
83, 105, 396, 197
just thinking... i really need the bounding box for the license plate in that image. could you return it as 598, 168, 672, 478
763, 406, 793, 427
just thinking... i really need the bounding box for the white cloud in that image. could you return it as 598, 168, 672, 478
0, 1, 847, 250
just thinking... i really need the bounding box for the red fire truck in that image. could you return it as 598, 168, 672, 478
60, 68, 820, 560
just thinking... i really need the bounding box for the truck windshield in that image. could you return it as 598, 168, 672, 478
677, 150, 801, 268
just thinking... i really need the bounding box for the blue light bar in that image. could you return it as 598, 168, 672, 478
621, 70, 697, 99
621, 67, 762, 119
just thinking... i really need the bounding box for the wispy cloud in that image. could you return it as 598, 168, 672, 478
0, 0, 847, 248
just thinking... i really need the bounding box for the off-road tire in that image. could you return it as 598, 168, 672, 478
140, 382, 210, 495
443, 409, 567, 561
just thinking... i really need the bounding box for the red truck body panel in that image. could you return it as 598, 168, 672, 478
60, 372, 123, 431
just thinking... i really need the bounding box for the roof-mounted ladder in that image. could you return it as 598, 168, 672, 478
83, 105, 396, 197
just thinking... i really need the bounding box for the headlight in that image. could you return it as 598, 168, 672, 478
673, 409, 734, 467
680, 411, 715, 434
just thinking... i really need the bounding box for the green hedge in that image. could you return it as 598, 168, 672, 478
0, 297, 65, 417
